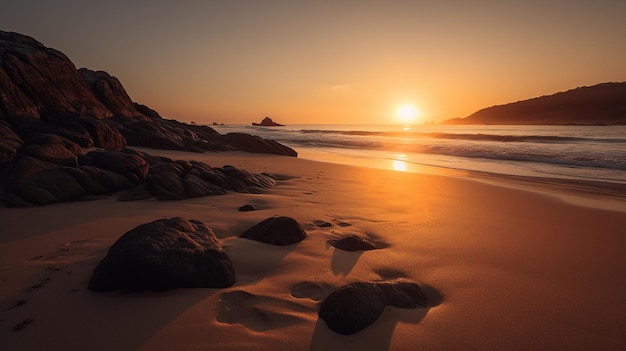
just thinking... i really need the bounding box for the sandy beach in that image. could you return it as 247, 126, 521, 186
1, 149, 625, 350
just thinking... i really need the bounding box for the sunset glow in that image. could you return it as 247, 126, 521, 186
1, 1, 625, 124
396, 104, 420, 123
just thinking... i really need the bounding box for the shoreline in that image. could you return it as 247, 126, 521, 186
1, 149, 625, 350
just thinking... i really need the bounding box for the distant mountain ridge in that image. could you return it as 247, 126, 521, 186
445, 82, 626, 125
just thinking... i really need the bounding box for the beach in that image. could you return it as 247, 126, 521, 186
1, 149, 626, 350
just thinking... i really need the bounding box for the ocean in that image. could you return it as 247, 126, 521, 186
211, 124, 626, 185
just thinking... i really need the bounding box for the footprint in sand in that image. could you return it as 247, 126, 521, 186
217, 290, 310, 332
290, 281, 326, 301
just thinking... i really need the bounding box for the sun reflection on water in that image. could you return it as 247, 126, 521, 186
392, 154, 408, 171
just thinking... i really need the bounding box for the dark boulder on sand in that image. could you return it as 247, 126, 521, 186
89, 217, 235, 291
238, 204, 256, 211
240, 216, 307, 245
328, 234, 377, 251
318, 279, 428, 335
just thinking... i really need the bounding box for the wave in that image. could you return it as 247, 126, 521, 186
297, 129, 624, 144
284, 137, 626, 171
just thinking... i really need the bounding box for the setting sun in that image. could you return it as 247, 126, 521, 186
395, 104, 420, 123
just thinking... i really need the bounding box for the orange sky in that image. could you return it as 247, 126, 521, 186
3, 1, 626, 124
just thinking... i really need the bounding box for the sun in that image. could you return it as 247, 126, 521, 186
395, 104, 420, 123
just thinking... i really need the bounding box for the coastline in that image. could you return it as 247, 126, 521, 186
1, 150, 625, 350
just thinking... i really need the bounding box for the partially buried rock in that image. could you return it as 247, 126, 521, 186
328, 234, 376, 251
88, 217, 235, 291
240, 216, 306, 245
238, 204, 256, 212
318, 279, 428, 335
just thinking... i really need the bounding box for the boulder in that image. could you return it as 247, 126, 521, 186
318, 279, 428, 335
78, 149, 149, 184
88, 217, 235, 291
3, 156, 134, 207
221, 133, 297, 157
240, 216, 307, 245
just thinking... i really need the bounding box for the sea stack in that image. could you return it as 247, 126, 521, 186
252, 117, 284, 126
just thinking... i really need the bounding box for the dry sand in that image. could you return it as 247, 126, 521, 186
1, 149, 625, 350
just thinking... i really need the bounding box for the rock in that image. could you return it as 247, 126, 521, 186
78, 68, 145, 118
217, 165, 276, 193
0, 121, 23, 167
221, 133, 297, 157
0, 31, 113, 124
70, 116, 126, 150
252, 116, 284, 126
3, 156, 134, 207
238, 204, 256, 212
145, 157, 275, 201
88, 217, 235, 291
78, 149, 149, 184
20, 133, 82, 166
240, 216, 307, 245
318, 279, 428, 335
328, 235, 377, 251
314, 220, 332, 228
146, 159, 228, 200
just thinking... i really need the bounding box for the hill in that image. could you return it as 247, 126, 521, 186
444, 82, 626, 125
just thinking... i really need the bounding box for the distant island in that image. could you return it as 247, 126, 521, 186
253, 117, 284, 127
444, 82, 626, 125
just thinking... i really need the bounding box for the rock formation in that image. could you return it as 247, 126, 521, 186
252, 116, 284, 127
0, 30, 297, 155
0, 30, 298, 206
3, 148, 276, 207
88, 217, 235, 291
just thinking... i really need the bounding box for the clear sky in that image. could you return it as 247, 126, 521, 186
2, 0, 626, 124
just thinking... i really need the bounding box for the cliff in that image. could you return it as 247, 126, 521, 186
445, 82, 626, 125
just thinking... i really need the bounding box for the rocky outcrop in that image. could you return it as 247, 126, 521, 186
0, 30, 297, 206
0, 31, 114, 125
252, 116, 284, 126
240, 216, 307, 245
88, 217, 235, 291
0, 30, 297, 156
318, 279, 428, 335
3, 148, 277, 207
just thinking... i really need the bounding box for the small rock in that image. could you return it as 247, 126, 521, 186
240, 216, 307, 245
238, 204, 256, 212
329, 235, 376, 251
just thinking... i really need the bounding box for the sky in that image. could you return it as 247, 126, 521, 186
2, 0, 626, 124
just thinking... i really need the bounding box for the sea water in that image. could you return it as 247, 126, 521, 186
212, 124, 626, 184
